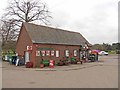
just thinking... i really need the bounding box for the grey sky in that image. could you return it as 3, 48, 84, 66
0, 0, 118, 44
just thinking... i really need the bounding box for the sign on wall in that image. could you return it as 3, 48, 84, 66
27, 46, 32, 51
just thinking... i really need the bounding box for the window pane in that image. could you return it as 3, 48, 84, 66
74, 50, 77, 56
36, 51, 40, 56
46, 50, 50, 56
56, 50, 59, 57
41, 50, 45, 56
51, 50, 54, 56
65, 50, 69, 57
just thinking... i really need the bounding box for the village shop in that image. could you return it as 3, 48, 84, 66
16, 22, 91, 67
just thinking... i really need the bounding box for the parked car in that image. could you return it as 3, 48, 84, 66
98, 51, 108, 56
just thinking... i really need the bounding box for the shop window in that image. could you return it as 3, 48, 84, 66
36, 51, 40, 56
41, 50, 45, 56
74, 50, 77, 57
56, 50, 59, 57
51, 50, 55, 56
46, 50, 50, 56
65, 50, 69, 57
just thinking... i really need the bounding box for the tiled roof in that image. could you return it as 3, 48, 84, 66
23, 22, 90, 46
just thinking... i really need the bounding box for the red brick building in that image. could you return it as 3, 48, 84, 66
16, 22, 90, 67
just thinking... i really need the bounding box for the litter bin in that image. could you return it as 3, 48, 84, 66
70, 57, 75, 62
70, 57, 77, 64
42, 60, 49, 66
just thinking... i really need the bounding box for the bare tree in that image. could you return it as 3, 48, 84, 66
0, 19, 19, 46
0, 0, 52, 47
4, 0, 51, 24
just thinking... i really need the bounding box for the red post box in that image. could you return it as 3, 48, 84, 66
49, 60, 54, 68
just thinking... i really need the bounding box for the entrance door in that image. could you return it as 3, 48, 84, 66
25, 52, 30, 64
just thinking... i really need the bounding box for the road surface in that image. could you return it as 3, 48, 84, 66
2, 55, 118, 88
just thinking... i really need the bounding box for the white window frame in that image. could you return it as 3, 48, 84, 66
74, 50, 77, 57
46, 50, 50, 56
36, 51, 40, 56
41, 50, 45, 56
51, 50, 55, 56
56, 50, 59, 57
65, 50, 69, 57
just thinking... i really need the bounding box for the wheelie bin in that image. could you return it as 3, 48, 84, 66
12, 56, 17, 65
70, 57, 77, 64
42, 60, 49, 66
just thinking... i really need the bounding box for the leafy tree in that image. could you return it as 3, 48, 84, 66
92, 43, 120, 52
2, 41, 16, 51
112, 43, 120, 50
92, 43, 112, 51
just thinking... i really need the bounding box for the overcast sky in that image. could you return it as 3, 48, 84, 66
0, 0, 118, 44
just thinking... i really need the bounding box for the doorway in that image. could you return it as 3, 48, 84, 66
25, 51, 30, 64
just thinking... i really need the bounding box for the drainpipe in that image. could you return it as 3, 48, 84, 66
79, 45, 82, 61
